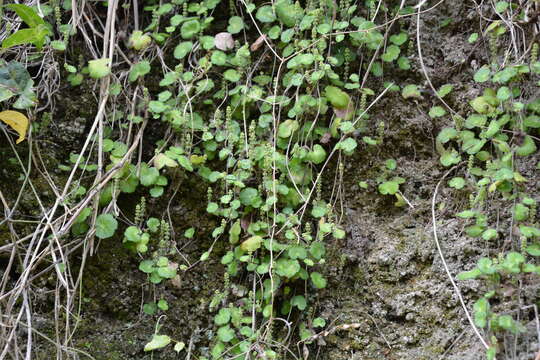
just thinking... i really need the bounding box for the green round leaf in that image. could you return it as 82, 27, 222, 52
275, 258, 300, 278
223, 69, 240, 82
324, 86, 350, 109
240, 235, 263, 252
214, 308, 231, 325
174, 41, 193, 59
139, 260, 155, 273
390, 32, 407, 45
291, 295, 307, 310
288, 245, 307, 260
181, 20, 200, 39
378, 181, 399, 195
140, 164, 160, 186
129, 61, 151, 82
310, 271, 327, 288
448, 177, 466, 189
429, 106, 447, 118
256, 5, 276, 23
227, 16, 244, 34
381, 45, 400, 62
217, 326, 235, 342
95, 213, 118, 239
88, 58, 111, 79
211, 51, 228, 65
473, 66, 490, 83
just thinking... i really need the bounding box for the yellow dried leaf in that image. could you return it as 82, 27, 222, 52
488, 180, 500, 193
0, 110, 29, 144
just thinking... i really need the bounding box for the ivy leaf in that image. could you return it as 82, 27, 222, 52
129, 61, 151, 82
217, 326, 235, 342
143, 302, 157, 315
281, 29, 295, 43
129, 30, 152, 50
516, 135, 537, 156
381, 44, 400, 62
229, 220, 241, 244
333, 227, 346, 239
513, 204, 529, 221
224, 69, 240, 82
310, 272, 327, 288
311, 203, 327, 218
291, 295, 307, 310
140, 164, 160, 186
397, 56, 410, 70
429, 106, 447, 118
146, 217, 161, 233
473, 66, 490, 83
324, 86, 350, 109
310, 242, 325, 259
256, 5, 276, 23
88, 58, 111, 79
184, 227, 195, 239
288, 245, 307, 260
437, 84, 454, 98
275, 0, 302, 27
227, 16, 244, 34
473, 298, 489, 328
239, 187, 259, 206
144, 334, 171, 352
468, 33, 479, 43
211, 51, 228, 65
157, 266, 176, 279
335, 138, 357, 155
437, 127, 457, 143
470, 96, 494, 114
177, 156, 193, 171
378, 181, 399, 195
275, 258, 300, 278
401, 84, 422, 99
150, 186, 164, 197
155, 299, 168, 311
496, 86, 511, 101
492, 66, 518, 84
181, 20, 200, 39
174, 41, 193, 59
307, 144, 326, 164
525, 243, 540, 256
440, 150, 461, 167
214, 308, 231, 325
95, 214, 118, 239
448, 177, 466, 189
139, 260, 155, 273
154, 153, 178, 170
483, 120, 500, 138
390, 32, 408, 45
240, 235, 263, 252
316, 23, 332, 34
520, 226, 540, 238
278, 119, 299, 138
482, 228, 498, 240
465, 114, 487, 129
313, 317, 326, 327
0, 110, 29, 144
124, 226, 141, 242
